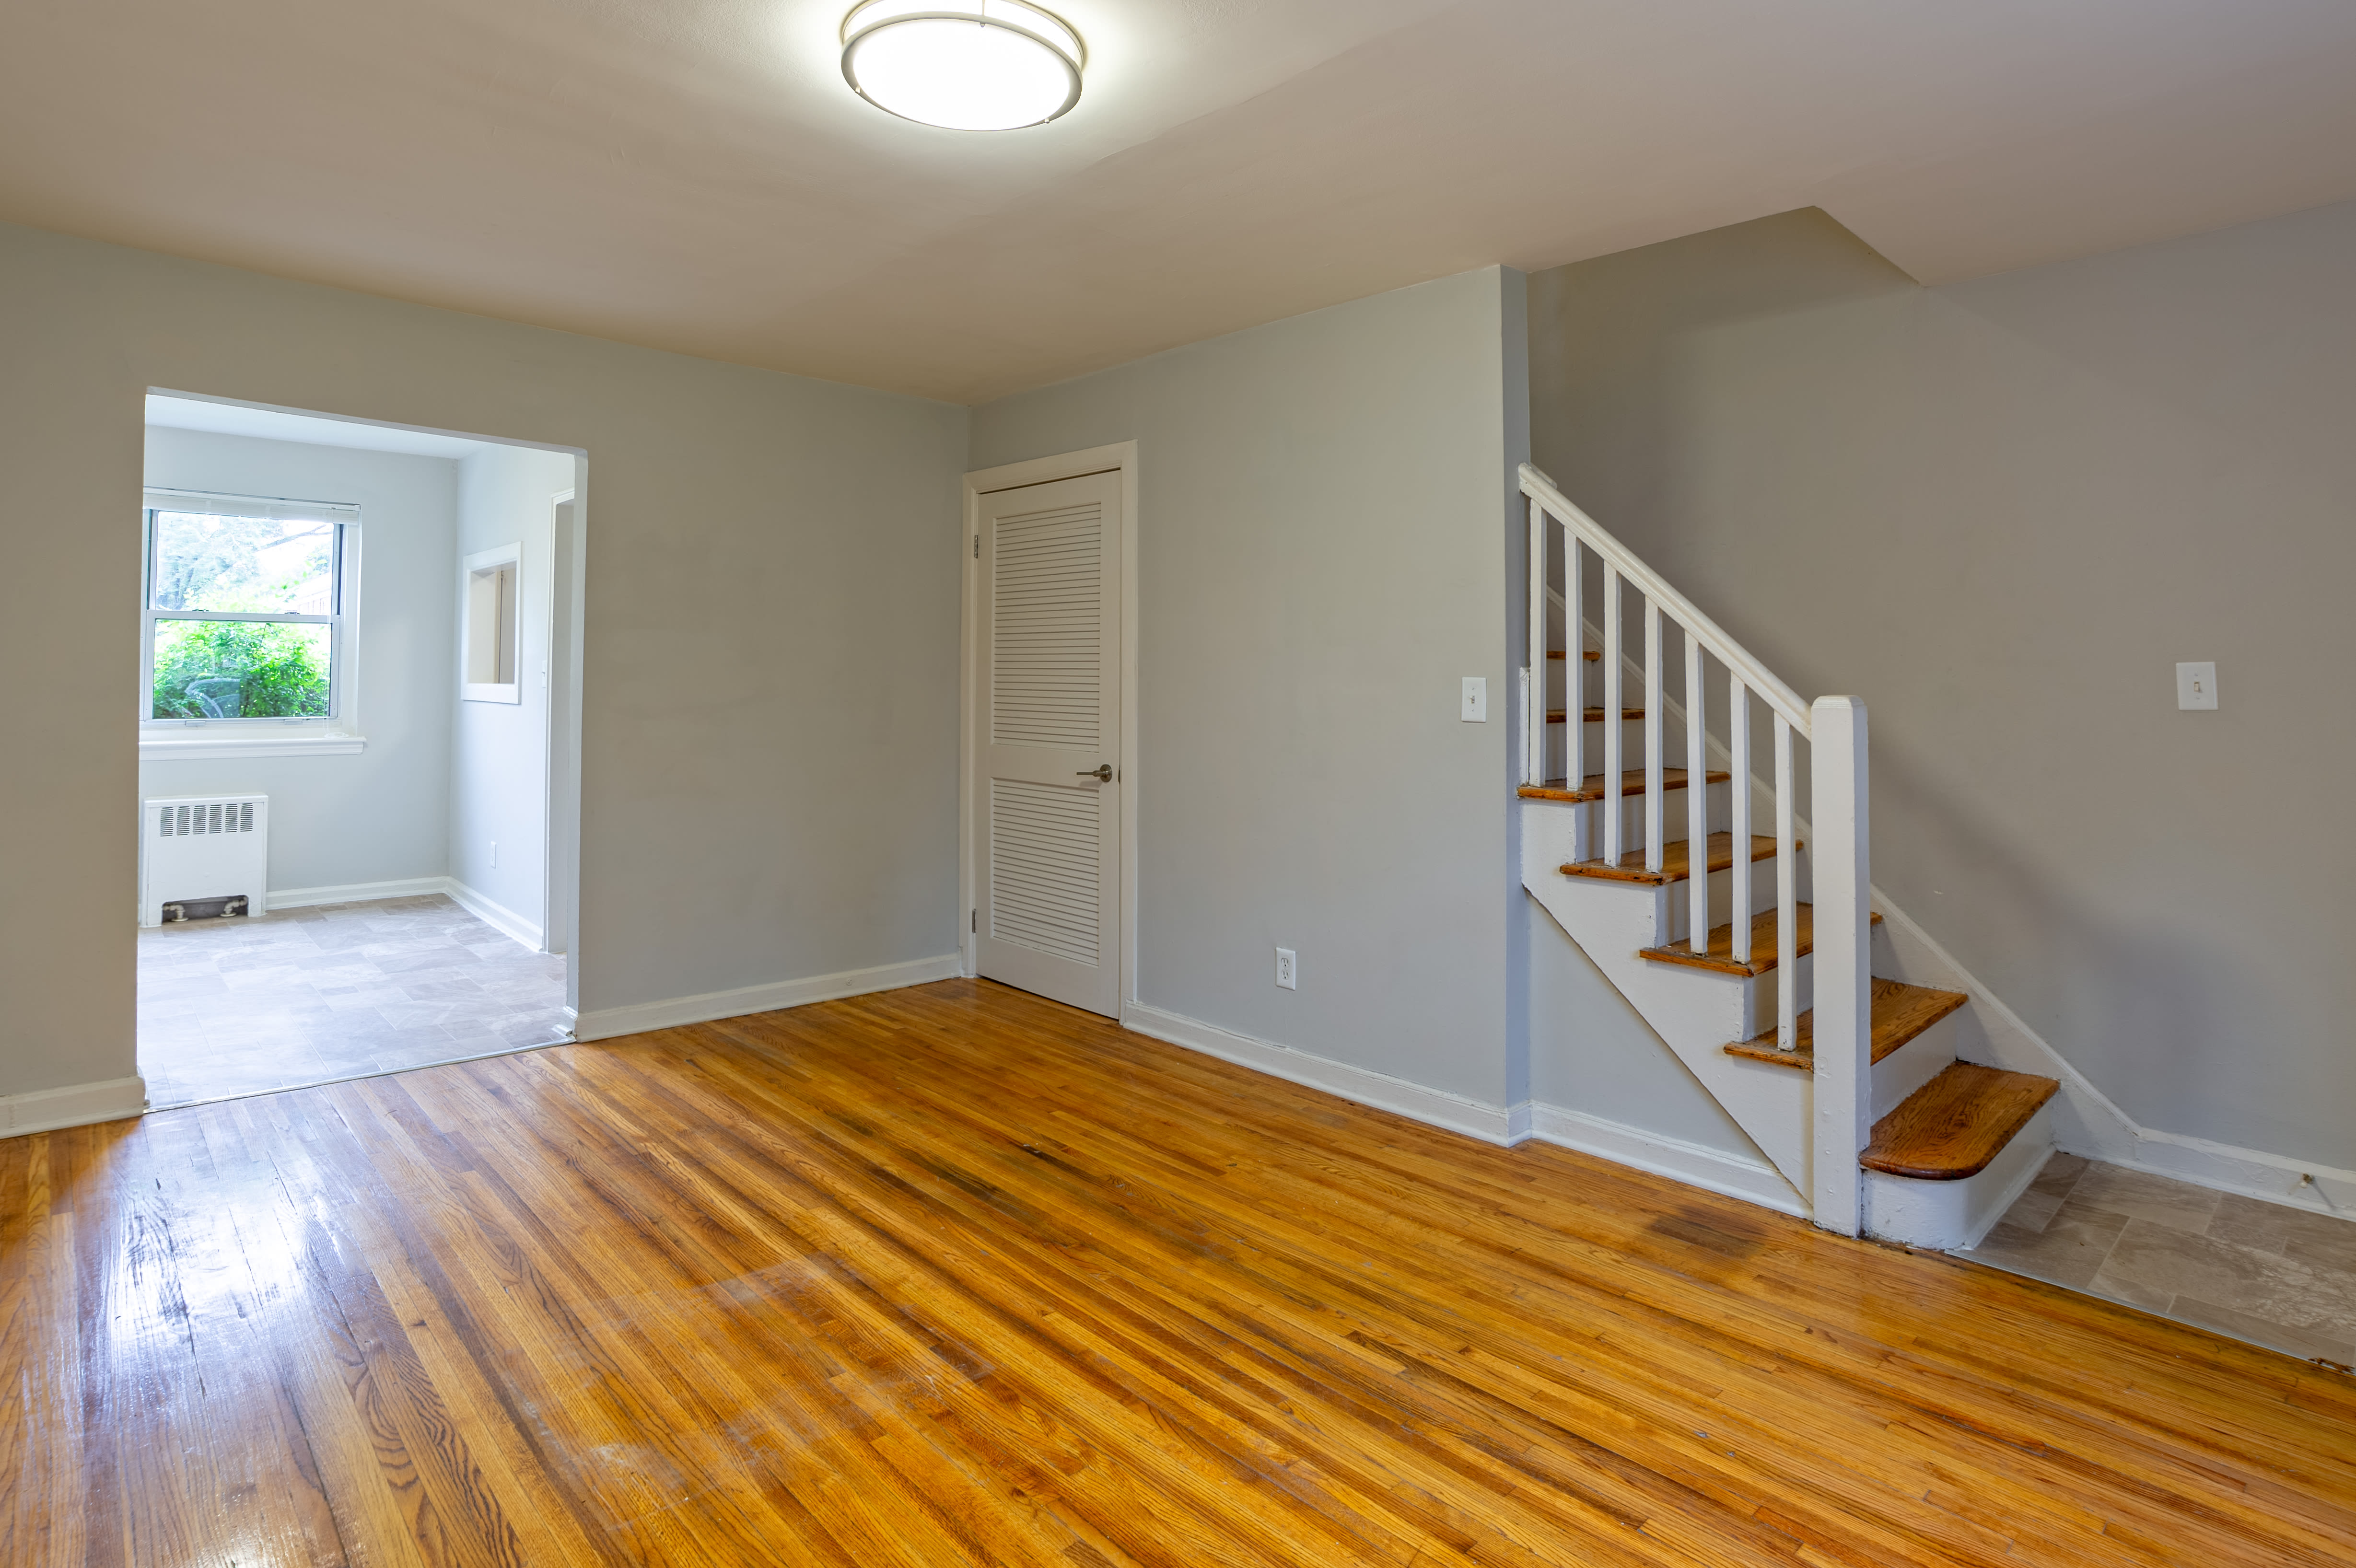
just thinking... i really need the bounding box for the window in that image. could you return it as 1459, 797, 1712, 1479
461, 543, 522, 703
141, 491, 357, 737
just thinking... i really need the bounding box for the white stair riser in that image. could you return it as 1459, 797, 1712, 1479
1742, 957, 1814, 1038
1738, 1006, 1962, 1123
1862, 1103, 2053, 1250
1656, 843, 1796, 941
1543, 715, 1661, 779
1871, 1007, 1960, 1121
1603, 781, 1729, 850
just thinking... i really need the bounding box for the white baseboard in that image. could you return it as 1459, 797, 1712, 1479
1120, 1002, 1521, 1144
1526, 1103, 1810, 1218
444, 879, 543, 952
264, 875, 545, 953
2111, 1127, 2356, 1220
267, 875, 450, 911
1869, 898, 2356, 1221
1120, 1002, 1810, 1218
2, 1076, 149, 1138
573, 953, 964, 1041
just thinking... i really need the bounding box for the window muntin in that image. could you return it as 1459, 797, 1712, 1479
142, 494, 355, 725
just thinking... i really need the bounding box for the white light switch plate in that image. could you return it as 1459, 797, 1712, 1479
2176, 662, 2217, 710
1460, 676, 1487, 722
1275, 947, 1296, 990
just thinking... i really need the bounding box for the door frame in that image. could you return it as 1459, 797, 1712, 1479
959, 441, 1140, 1013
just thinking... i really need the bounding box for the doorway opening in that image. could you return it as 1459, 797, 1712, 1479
135, 392, 585, 1108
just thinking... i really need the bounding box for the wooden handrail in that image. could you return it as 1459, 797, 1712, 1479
1519, 465, 1811, 735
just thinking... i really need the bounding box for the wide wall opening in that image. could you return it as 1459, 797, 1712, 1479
135, 393, 585, 1107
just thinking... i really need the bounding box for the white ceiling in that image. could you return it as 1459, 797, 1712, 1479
144, 395, 502, 457
13, 0, 2356, 403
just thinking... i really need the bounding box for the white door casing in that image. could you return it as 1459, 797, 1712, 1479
971, 469, 1122, 1015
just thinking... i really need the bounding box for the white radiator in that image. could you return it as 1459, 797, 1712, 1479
142, 794, 269, 927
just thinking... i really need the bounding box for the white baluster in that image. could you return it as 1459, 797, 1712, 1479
1686, 629, 1706, 954
1775, 715, 1796, 1051
1602, 563, 1622, 866
1567, 536, 1586, 862
1644, 600, 1663, 874
1526, 498, 1546, 788
1729, 675, 1751, 966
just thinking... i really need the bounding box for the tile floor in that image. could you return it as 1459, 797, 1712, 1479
138, 894, 570, 1108
1959, 1152, 2356, 1367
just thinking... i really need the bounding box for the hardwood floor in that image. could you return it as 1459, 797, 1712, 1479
5, 979, 2353, 1566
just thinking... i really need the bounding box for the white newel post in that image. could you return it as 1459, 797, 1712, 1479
1809, 696, 1870, 1236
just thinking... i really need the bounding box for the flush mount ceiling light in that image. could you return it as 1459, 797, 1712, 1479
840, 0, 1084, 131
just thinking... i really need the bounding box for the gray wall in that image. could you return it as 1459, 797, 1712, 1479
449, 442, 577, 936
0, 218, 967, 1103
1528, 201, 2356, 1170
140, 428, 459, 895
971, 267, 1528, 1109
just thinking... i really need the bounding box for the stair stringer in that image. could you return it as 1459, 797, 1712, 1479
1521, 798, 1812, 1214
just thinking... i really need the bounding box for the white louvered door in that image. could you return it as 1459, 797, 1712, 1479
974, 470, 1121, 1016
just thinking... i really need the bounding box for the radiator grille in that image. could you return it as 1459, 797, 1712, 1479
161, 801, 257, 836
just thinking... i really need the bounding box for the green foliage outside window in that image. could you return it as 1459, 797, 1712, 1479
151, 620, 331, 719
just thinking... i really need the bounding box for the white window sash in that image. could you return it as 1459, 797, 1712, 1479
140, 491, 361, 731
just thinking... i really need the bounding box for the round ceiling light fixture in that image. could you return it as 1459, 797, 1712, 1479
840, 0, 1084, 131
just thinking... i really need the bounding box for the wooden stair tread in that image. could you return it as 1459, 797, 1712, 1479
1563, 832, 1780, 887
1545, 707, 1644, 722
1722, 978, 1970, 1069
1860, 1062, 2059, 1180
1640, 902, 1880, 975
1517, 768, 1731, 804
1545, 650, 1604, 661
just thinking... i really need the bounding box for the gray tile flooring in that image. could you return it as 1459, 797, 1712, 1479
1959, 1153, 2356, 1367
139, 894, 570, 1108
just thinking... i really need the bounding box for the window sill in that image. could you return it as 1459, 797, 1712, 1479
140, 732, 367, 761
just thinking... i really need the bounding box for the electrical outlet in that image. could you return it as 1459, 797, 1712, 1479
1275, 947, 1297, 990
1460, 675, 1487, 722
2176, 662, 2218, 710
490, 839, 500, 868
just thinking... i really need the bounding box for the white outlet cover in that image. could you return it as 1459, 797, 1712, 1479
2176, 662, 2218, 710
1275, 947, 1297, 990
1461, 675, 1487, 722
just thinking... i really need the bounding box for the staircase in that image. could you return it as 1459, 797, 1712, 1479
1516, 466, 2057, 1247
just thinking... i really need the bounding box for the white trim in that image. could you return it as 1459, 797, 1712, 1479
1121, 1000, 1811, 1217
1526, 1103, 1811, 1218
572, 953, 964, 1041
1122, 1002, 1521, 1143
960, 441, 1141, 1012
2, 1076, 148, 1138
261, 875, 546, 952
266, 875, 451, 911
445, 879, 543, 952
542, 487, 579, 960
141, 732, 367, 759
